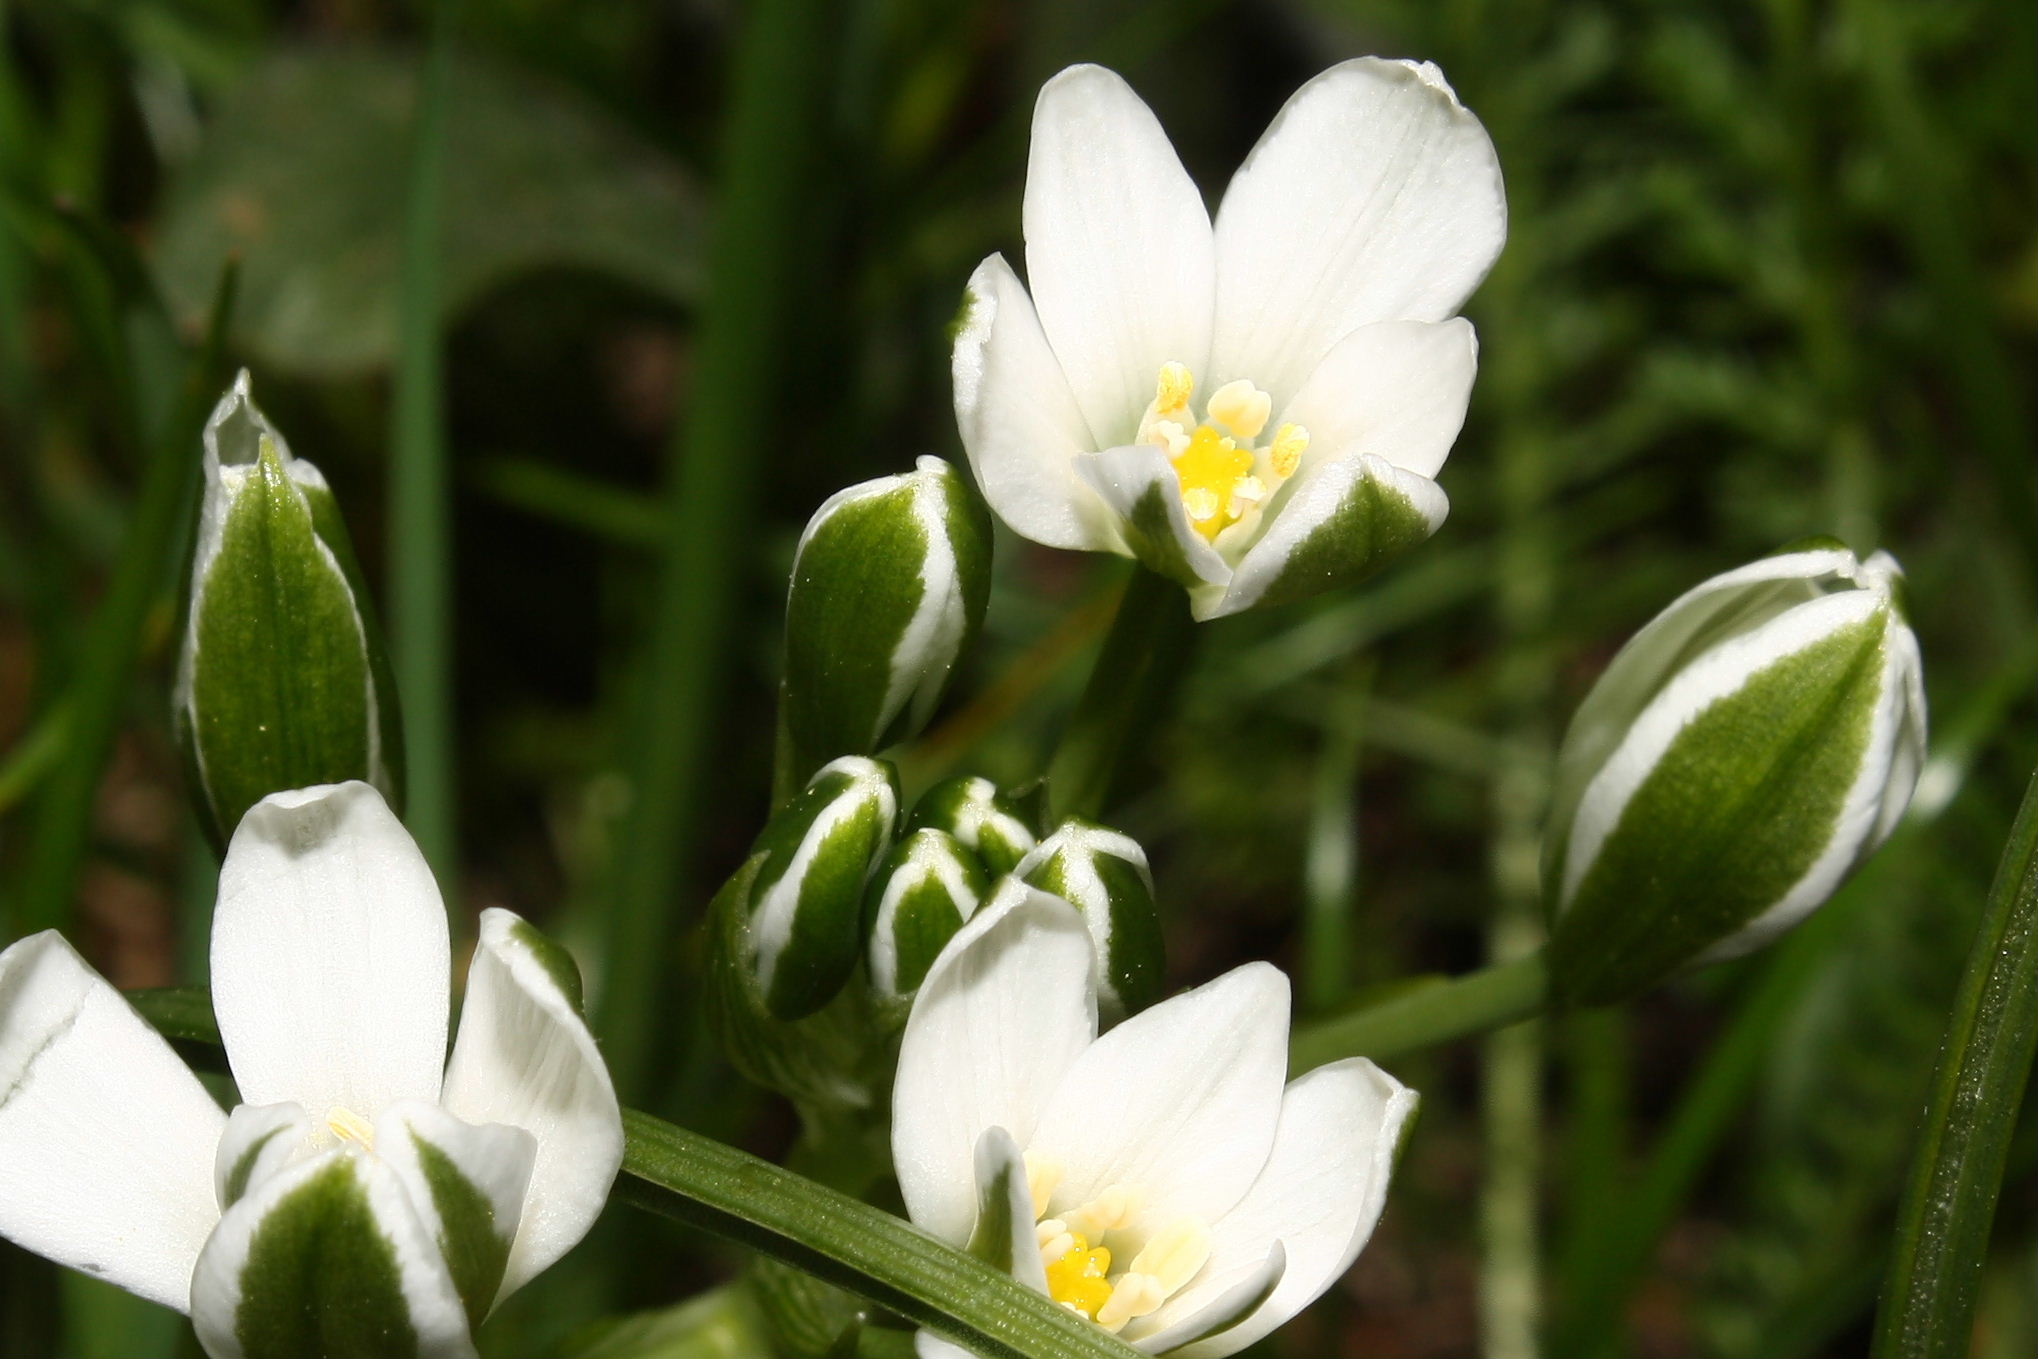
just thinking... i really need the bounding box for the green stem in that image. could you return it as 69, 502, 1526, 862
1872, 769, 2038, 1358
597, 0, 839, 1103
388, 0, 458, 885
1046, 566, 1195, 822
123, 990, 1138, 1359
11, 264, 235, 939
1289, 952, 1549, 1072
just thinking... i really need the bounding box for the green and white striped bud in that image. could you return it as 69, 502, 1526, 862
1545, 541, 1926, 1004
906, 774, 1038, 877
782, 456, 991, 781
1016, 818, 1166, 1022
174, 372, 402, 847
744, 756, 901, 1020
864, 828, 990, 1007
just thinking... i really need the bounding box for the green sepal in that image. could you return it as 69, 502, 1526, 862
1550, 612, 1890, 1004
1238, 461, 1439, 613
745, 758, 901, 1020
1019, 818, 1166, 1022
782, 458, 990, 783
906, 775, 1037, 878
231, 1158, 420, 1359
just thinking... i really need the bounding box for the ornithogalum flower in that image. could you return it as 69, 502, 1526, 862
952, 59, 1504, 619
0, 782, 622, 1359
893, 882, 1414, 1357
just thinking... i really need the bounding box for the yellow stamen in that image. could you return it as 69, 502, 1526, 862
1171, 426, 1254, 541
1269, 423, 1309, 479
1128, 1220, 1211, 1295
1207, 380, 1272, 440
325, 1106, 374, 1149
1062, 1184, 1137, 1239
1095, 1273, 1166, 1331
1153, 362, 1194, 416
1044, 1233, 1115, 1319
1024, 1153, 1064, 1221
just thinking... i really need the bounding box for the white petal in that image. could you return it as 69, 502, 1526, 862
1026, 64, 1215, 448
1144, 1060, 1416, 1357
1276, 319, 1479, 480
376, 1099, 536, 1321
953, 254, 1121, 551
1211, 58, 1505, 400
1075, 444, 1231, 590
1026, 963, 1290, 1238
968, 1125, 1050, 1293
191, 1149, 475, 1359
1210, 455, 1447, 620
212, 782, 450, 1119
0, 932, 224, 1312
1126, 1242, 1284, 1356
439, 909, 621, 1299
215, 1102, 317, 1208
892, 881, 1098, 1247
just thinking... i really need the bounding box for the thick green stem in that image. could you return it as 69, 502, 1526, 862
1872, 769, 2038, 1358
388, 0, 458, 886
1289, 952, 1549, 1072
1046, 566, 1195, 822
598, 0, 838, 1102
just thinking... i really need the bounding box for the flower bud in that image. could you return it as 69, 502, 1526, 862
1016, 818, 1166, 1021
905, 774, 1038, 877
865, 828, 990, 1006
782, 456, 992, 781
1545, 541, 1926, 1004
743, 757, 901, 1020
174, 372, 402, 847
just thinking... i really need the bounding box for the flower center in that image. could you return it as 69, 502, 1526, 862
1138, 362, 1308, 542
325, 1106, 375, 1150
1026, 1154, 1211, 1333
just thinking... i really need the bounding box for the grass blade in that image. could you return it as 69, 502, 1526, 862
1872, 769, 2038, 1357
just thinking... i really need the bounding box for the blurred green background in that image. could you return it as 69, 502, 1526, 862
0, 0, 2031, 1356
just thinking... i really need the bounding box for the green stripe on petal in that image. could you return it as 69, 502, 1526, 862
1018, 819, 1165, 1022
965, 1127, 1048, 1293
1551, 611, 1890, 1004
1075, 445, 1229, 591
1213, 455, 1444, 618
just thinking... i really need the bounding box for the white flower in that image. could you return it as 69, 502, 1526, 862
892, 881, 1414, 1357
952, 59, 1504, 619
0, 782, 622, 1358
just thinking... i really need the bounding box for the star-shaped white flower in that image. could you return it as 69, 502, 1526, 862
0, 782, 622, 1358
953, 58, 1505, 619
892, 882, 1414, 1357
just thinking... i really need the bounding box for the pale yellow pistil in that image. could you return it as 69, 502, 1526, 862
326, 1106, 375, 1150
1137, 364, 1308, 542
1024, 1156, 1212, 1334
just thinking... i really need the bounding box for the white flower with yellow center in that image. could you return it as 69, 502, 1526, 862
0, 782, 622, 1358
953, 58, 1504, 619
893, 882, 1415, 1357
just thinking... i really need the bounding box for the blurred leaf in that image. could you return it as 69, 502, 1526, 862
154, 46, 703, 374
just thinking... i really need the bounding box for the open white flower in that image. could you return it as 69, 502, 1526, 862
893, 881, 1414, 1357
0, 782, 622, 1358
952, 59, 1504, 619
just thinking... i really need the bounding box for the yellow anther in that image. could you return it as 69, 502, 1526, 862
1153, 362, 1194, 415
325, 1106, 374, 1149
1269, 423, 1309, 479
1207, 380, 1272, 440
1128, 1220, 1212, 1295
1145, 418, 1190, 458
1044, 1234, 1115, 1319
1229, 476, 1266, 514
1024, 1153, 1064, 1221
1095, 1273, 1167, 1331
1181, 487, 1220, 522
